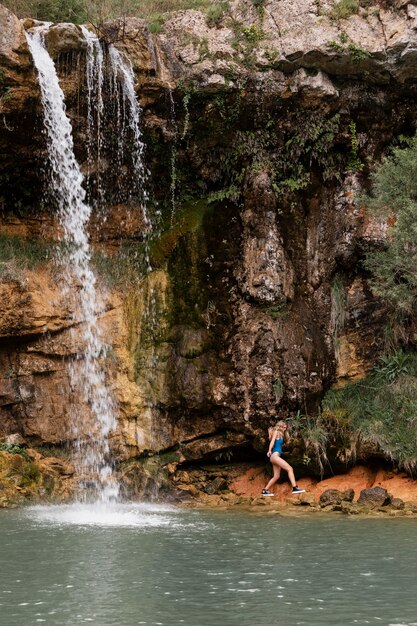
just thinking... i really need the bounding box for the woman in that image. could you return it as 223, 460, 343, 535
262, 420, 305, 496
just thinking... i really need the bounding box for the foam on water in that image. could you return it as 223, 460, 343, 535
25, 502, 178, 528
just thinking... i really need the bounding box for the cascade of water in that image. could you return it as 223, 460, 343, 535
80, 25, 104, 210
26, 28, 119, 503
107, 44, 151, 270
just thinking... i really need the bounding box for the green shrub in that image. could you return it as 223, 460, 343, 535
363, 134, 417, 313
0, 442, 28, 457
330, 0, 359, 20
205, 1, 228, 28
322, 351, 417, 472
290, 411, 330, 476
147, 14, 165, 33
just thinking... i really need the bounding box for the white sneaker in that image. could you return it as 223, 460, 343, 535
261, 489, 274, 496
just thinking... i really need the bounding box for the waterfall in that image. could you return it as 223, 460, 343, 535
108, 46, 149, 216
26, 28, 119, 503
81, 27, 150, 246
107, 43, 151, 270
80, 25, 104, 210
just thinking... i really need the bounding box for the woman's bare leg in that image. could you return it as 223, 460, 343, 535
265, 455, 281, 489
273, 455, 297, 488
264, 461, 281, 491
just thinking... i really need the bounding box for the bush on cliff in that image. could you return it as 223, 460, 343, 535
364, 135, 417, 314
322, 350, 417, 473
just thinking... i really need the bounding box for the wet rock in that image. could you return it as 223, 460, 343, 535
239, 178, 295, 304
176, 326, 210, 358
340, 501, 359, 515
204, 476, 227, 495
404, 501, 417, 513
176, 483, 199, 497
180, 432, 246, 461
390, 497, 405, 510
298, 493, 316, 506
43, 23, 87, 57
175, 470, 191, 484
39, 457, 75, 476
320, 488, 355, 507
357, 487, 391, 509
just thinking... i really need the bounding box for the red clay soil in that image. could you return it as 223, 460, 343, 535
229, 464, 417, 504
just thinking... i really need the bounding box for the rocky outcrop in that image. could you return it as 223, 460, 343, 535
319, 488, 355, 507
2, 0, 417, 501
157, 0, 417, 84
358, 486, 392, 508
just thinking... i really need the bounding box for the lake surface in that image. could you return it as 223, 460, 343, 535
0, 502, 416, 626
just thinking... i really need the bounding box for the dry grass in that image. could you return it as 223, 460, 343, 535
3, 0, 214, 22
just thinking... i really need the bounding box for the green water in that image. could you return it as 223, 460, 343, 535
0, 503, 416, 626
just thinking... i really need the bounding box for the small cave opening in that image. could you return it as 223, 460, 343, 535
180, 443, 266, 470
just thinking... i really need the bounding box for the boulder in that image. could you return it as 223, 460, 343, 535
390, 497, 405, 510
44, 23, 87, 57
0, 4, 28, 68
298, 493, 316, 506
320, 488, 355, 507
289, 68, 339, 103
3, 433, 25, 446
357, 487, 391, 508
204, 476, 228, 495
340, 501, 360, 515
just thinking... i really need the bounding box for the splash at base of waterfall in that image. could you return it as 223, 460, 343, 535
26, 502, 178, 528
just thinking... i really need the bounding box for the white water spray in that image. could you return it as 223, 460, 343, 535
26, 28, 119, 503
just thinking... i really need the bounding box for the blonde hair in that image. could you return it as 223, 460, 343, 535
268, 420, 288, 440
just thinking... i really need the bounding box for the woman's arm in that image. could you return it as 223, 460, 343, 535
267, 429, 276, 457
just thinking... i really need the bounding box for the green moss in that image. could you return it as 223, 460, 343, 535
157, 450, 182, 465
92, 242, 149, 288
0, 233, 50, 277
149, 200, 210, 269
263, 303, 288, 319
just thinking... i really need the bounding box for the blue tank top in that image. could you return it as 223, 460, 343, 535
272, 437, 283, 454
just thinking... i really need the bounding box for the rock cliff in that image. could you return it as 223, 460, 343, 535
1, 0, 417, 504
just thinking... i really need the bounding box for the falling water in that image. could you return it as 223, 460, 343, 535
80, 25, 104, 210
26, 28, 119, 502
108, 43, 151, 269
